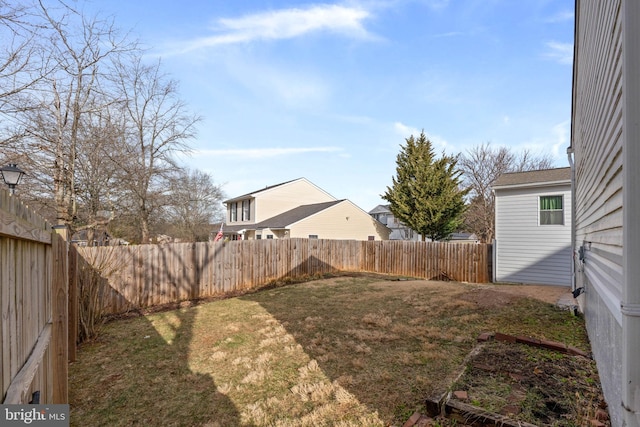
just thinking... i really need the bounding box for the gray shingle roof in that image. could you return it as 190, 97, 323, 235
254, 200, 344, 229
368, 204, 390, 214
493, 167, 571, 187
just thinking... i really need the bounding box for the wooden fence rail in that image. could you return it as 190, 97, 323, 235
77, 239, 492, 316
0, 188, 68, 404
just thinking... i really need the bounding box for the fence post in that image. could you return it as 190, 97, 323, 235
51, 226, 68, 404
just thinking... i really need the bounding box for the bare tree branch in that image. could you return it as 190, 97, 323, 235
460, 143, 554, 242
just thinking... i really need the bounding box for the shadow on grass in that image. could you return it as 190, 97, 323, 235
239, 276, 476, 423
71, 244, 586, 426
70, 306, 242, 426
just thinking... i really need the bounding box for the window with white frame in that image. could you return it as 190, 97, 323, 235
242, 199, 250, 221
230, 203, 237, 222
540, 195, 564, 225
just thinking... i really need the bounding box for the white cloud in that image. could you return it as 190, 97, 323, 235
511, 120, 570, 166
393, 122, 450, 152
393, 121, 421, 138
195, 147, 344, 159
550, 120, 570, 159
166, 4, 376, 54
543, 41, 573, 65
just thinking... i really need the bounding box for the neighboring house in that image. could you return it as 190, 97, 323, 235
448, 232, 479, 243
71, 228, 129, 246
368, 205, 477, 242
368, 205, 421, 241
571, 2, 640, 426
493, 167, 572, 286
220, 178, 390, 241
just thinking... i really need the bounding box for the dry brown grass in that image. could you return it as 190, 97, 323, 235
69, 275, 590, 426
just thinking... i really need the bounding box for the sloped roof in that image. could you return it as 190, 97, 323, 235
368, 204, 390, 214
493, 167, 571, 188
254, 200, 344, 229
224, 178, 299, 203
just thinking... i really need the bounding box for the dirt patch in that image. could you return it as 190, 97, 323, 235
369, 279, 571, 307
459, 283, 571, 307
447, 339, 609, 426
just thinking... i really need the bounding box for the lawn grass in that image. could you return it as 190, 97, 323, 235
69, 275, 590, 426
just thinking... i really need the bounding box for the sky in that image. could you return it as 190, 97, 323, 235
83, 0, 574, 211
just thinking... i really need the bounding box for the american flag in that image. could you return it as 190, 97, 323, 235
213, 224, 224, 242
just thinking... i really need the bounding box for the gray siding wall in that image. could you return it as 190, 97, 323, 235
572, 1, 624, 426
584, 283, 623, 427
495, 184, 571, 286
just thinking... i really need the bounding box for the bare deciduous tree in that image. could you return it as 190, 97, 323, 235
459, 142, 554, 242
0, 0, 48, 108
73, 106, 127, 244
113, 55, 200, 243
0, 1, 210, 246
164, 169, 225, 242
36, 0, 132, 226
7, 1, 134, 227
0, 0, 51, 161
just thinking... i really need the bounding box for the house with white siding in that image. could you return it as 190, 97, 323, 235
368, 205, 421, 241
220, 178, 390, 241
571, 1, 640, 425
493, 168, 572, 286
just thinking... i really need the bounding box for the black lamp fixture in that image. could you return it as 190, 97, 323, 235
0, 164, 26, 195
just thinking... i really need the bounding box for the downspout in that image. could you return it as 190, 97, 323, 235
567, 147, 576, 293
491, 188, 497, 283
622, 0, 640, 424
569, 0, 579, 297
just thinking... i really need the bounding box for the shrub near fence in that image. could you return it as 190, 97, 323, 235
77, 239, 492, 316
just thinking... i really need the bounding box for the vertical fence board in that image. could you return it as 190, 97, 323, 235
51, 232, 68, 404
17, 240, 27, 380
1, 236, 10, 397
8, 239, 18, 383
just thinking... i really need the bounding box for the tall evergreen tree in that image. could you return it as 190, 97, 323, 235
383, 131, 468, 241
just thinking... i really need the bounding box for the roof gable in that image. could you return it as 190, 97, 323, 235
224, 177, 335, 203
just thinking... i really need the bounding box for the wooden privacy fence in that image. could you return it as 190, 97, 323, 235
0, 189, 68, 404
77, 239, 492, 315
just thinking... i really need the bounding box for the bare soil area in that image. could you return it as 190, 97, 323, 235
444, 339, 608, 427
459, 283, 571, 306
426, 283, 609, 427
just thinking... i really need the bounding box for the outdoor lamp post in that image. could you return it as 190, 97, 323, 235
0, 164, 26, 195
